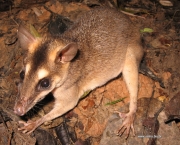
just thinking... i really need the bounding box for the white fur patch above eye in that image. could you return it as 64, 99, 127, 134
26, 64, 31, 74
37, 69, 49, 80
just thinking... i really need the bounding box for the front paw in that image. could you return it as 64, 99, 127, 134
115, 111, 136, 138
18, 120, 37, 134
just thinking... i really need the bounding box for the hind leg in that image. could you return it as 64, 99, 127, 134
117, 47, 141, 138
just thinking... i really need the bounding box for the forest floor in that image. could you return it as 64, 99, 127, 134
0, 0, 180, 145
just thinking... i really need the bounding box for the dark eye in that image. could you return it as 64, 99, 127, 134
20, 70, 25, 80
39, 78, 50, 88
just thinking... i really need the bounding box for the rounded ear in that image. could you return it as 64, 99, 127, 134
56, 42, 78, 63
18, 24, 36, 50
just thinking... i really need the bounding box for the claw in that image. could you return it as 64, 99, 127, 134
115, 111, 136, 138
17, 120, 37, 134
117, 126, 126, 136
131, 124, 135, 136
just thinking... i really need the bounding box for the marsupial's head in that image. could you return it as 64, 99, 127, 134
14, 25, 78, 116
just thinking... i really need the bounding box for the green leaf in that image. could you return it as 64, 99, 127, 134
80, 90, 91, 99
30, 24, 41, 38
105, 97, 127, 106
140, 28, 153, 33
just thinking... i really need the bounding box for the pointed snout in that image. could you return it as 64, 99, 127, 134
14, 101, 26, 116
